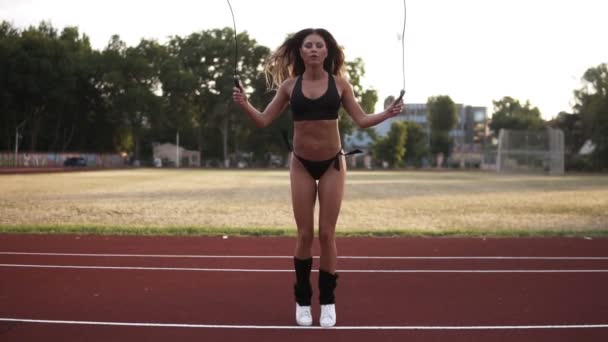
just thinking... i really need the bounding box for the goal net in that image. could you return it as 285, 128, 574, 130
496, 127, 564, 175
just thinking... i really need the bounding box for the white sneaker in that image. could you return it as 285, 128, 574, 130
320, 304, 336, 327
295, 304, 312, 326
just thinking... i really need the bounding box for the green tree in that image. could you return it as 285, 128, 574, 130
340, 57, 378, 145
0, 22, 103, 153
428, 95, 457, 131
549, 112, 584, 156
404, 122, 427, 167
574, 63, 608, 169
243, 72, 291, 166
0, 21, 379, 168
7, 22, 64, 151
489, 96, 545, 134
54, 27, 106, 153
162, 28, 270, 165
98, 35, 162, 161
427, 95, 456, 164
0, 21, 21, 152
372, 121, 407, 167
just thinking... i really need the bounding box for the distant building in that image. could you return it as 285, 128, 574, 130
152, 143, 200, 167
374, 103, 430, 137
344, 103, 488, 167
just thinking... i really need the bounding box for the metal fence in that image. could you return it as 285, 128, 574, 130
0, 152, 125, 168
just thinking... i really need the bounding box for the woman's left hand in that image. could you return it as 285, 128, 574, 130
386, 98, 404, 117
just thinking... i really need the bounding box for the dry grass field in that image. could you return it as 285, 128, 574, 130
1, 169, 607, 236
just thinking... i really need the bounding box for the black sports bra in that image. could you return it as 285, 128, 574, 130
290, 75, 341, 121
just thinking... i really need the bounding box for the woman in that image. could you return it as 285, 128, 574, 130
233, 28, 403, 327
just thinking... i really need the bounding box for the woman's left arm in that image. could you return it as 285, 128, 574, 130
340, 77, 404, 129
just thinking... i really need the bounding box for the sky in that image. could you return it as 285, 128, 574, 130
1, 0, 607, 119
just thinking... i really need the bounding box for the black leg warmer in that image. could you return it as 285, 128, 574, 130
318, 269, 338, 305
293, 257, 313, 306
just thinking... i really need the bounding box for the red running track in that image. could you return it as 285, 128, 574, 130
1, 234, 608, 341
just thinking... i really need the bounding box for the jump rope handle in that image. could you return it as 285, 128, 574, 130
396, 89, 405, 102
234, 76, 243, 92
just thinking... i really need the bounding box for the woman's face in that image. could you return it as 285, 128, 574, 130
300, 33, 328, 66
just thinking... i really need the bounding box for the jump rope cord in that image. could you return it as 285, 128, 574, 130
227, 0, 407, 95
226, 0, 240, 88
401, 0, 406, 93
227, 1, 405, 148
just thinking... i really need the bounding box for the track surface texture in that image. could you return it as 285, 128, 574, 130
1, 234, 607, 341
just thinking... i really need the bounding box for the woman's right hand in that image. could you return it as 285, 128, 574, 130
233, 87, 248, 106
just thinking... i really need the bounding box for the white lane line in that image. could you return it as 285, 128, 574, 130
1, 264, 608, 273
0, 318, 607, 330
1, 252, 608, 260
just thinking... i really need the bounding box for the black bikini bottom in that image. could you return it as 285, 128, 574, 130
293, 150, 350, 180
283, 131, 362, 180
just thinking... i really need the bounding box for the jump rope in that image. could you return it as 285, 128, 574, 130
226, 0, 407, 102
397, 0, 406, 101
226, 0, 242, 92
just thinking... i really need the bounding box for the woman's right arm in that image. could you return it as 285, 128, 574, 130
233, 80, 291, 128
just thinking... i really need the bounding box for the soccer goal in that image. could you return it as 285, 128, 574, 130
496, 127, 565, 175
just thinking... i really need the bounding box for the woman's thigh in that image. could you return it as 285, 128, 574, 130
290, 155, 317, 232
317, 156, 346, 232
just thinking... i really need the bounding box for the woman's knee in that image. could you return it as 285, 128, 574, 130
297, 229, 314, 247
318, 227, 336, 247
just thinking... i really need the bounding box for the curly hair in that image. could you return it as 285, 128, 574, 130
264, 28, 345, 90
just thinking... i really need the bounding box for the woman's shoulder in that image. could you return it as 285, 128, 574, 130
278, 77, 298, 97
281, 77, 298, 86
333, 75, 353, 95
333, 75, 351, 87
